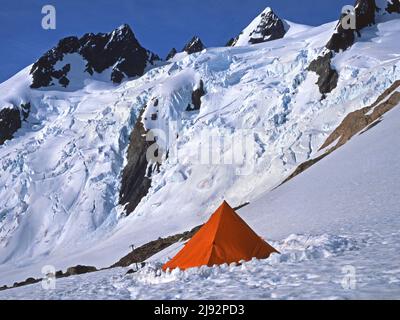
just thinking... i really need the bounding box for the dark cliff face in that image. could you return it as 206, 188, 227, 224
326, 0, 378, 52
187, 80, 206, 111
308, 52, 339, 97
119, 110, 154, 215
182, 37, 205, 54
166, 48, 177, 60
247, 9, 287, 44
229, 8, 287, 46
30, 24, 159, 89
386, 0, 400, 13
310, 0, 380, 97
0, 103, 30, 145
0, 108, 21, 145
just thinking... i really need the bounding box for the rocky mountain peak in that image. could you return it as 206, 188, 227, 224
166, 48, 177, 60
249, 7, 287, 44
182, 36, 205, 54
229, 7, 288, 46
30, 24, 159, 89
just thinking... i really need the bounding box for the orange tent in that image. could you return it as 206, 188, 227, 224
162, 201, 278, 271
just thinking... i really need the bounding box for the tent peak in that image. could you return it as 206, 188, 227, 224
162, 199, 278, 271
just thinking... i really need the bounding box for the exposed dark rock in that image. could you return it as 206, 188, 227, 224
326, 26, 355, 53
119, 109, 155, 215
111, 68, 125, 83
30, 24, 159, 88
312, 0, 380, 96
58, 76, 70, 88
112, 202, 249, 268
248, 8, 287, 44
308, 51, 339, 97
126, 268, 136, 274
55, 270, 65, 278
65, 265, 97, 276
23, 277, 39, 285
326, 0, 378, 52
225, 38, 236, 47
112, 225, 203, 268
20, 103, 31, 121
166, 48, 177, 60
229, 8, 287, 46
187, 80, 206, 111
386, 0, 400, 13
183, 36, 205, 54
30, 37, 80, 88
355, 0, 378, 28
0, 265, 101, 291
12, 277, 41, 288
0, 107, 22, 145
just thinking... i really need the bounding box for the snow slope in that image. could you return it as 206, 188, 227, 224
1, 14, 400, 287
2, 103, 399, 299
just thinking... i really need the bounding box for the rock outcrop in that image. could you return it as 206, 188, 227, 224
30, 24, 159, 88
326, 0, 378, 52
183, 36, 205, 54
119, 109, 156, 215
307, 51, 339, 97
65, 265, 97, 276
309, 0, 381, 96
247, 8, 287, 44
386, 0, 400, 13
0, 107, 22, 145
229, 7, 288, 46
0, 103, 31, 145
187, 80, 206, 111
166, 48, 177, 60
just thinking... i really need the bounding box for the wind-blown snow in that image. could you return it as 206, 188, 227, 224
0, 15, 400, 289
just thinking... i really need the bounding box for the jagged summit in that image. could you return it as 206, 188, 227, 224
326, 0, 400, 53
229, 7, 289, 46
182, 36, 205, 54
166, 47, 177, 60
309, 0, 400, 97
326, 0, 378, 52
30, 24, 159, 89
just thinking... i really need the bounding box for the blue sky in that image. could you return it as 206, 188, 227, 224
0, 0, 352, 82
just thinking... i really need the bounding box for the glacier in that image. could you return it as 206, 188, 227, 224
0, 8, 399, 296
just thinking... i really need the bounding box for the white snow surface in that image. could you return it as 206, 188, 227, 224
0, 13, 400, 294
1, 91, 400, 300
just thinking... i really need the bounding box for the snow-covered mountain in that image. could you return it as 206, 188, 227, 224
30, 24, 159, 90
2, 78, 400, 299
0, 0, 400, 296
227, 7, 308, 47
165, 36, 206, 61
